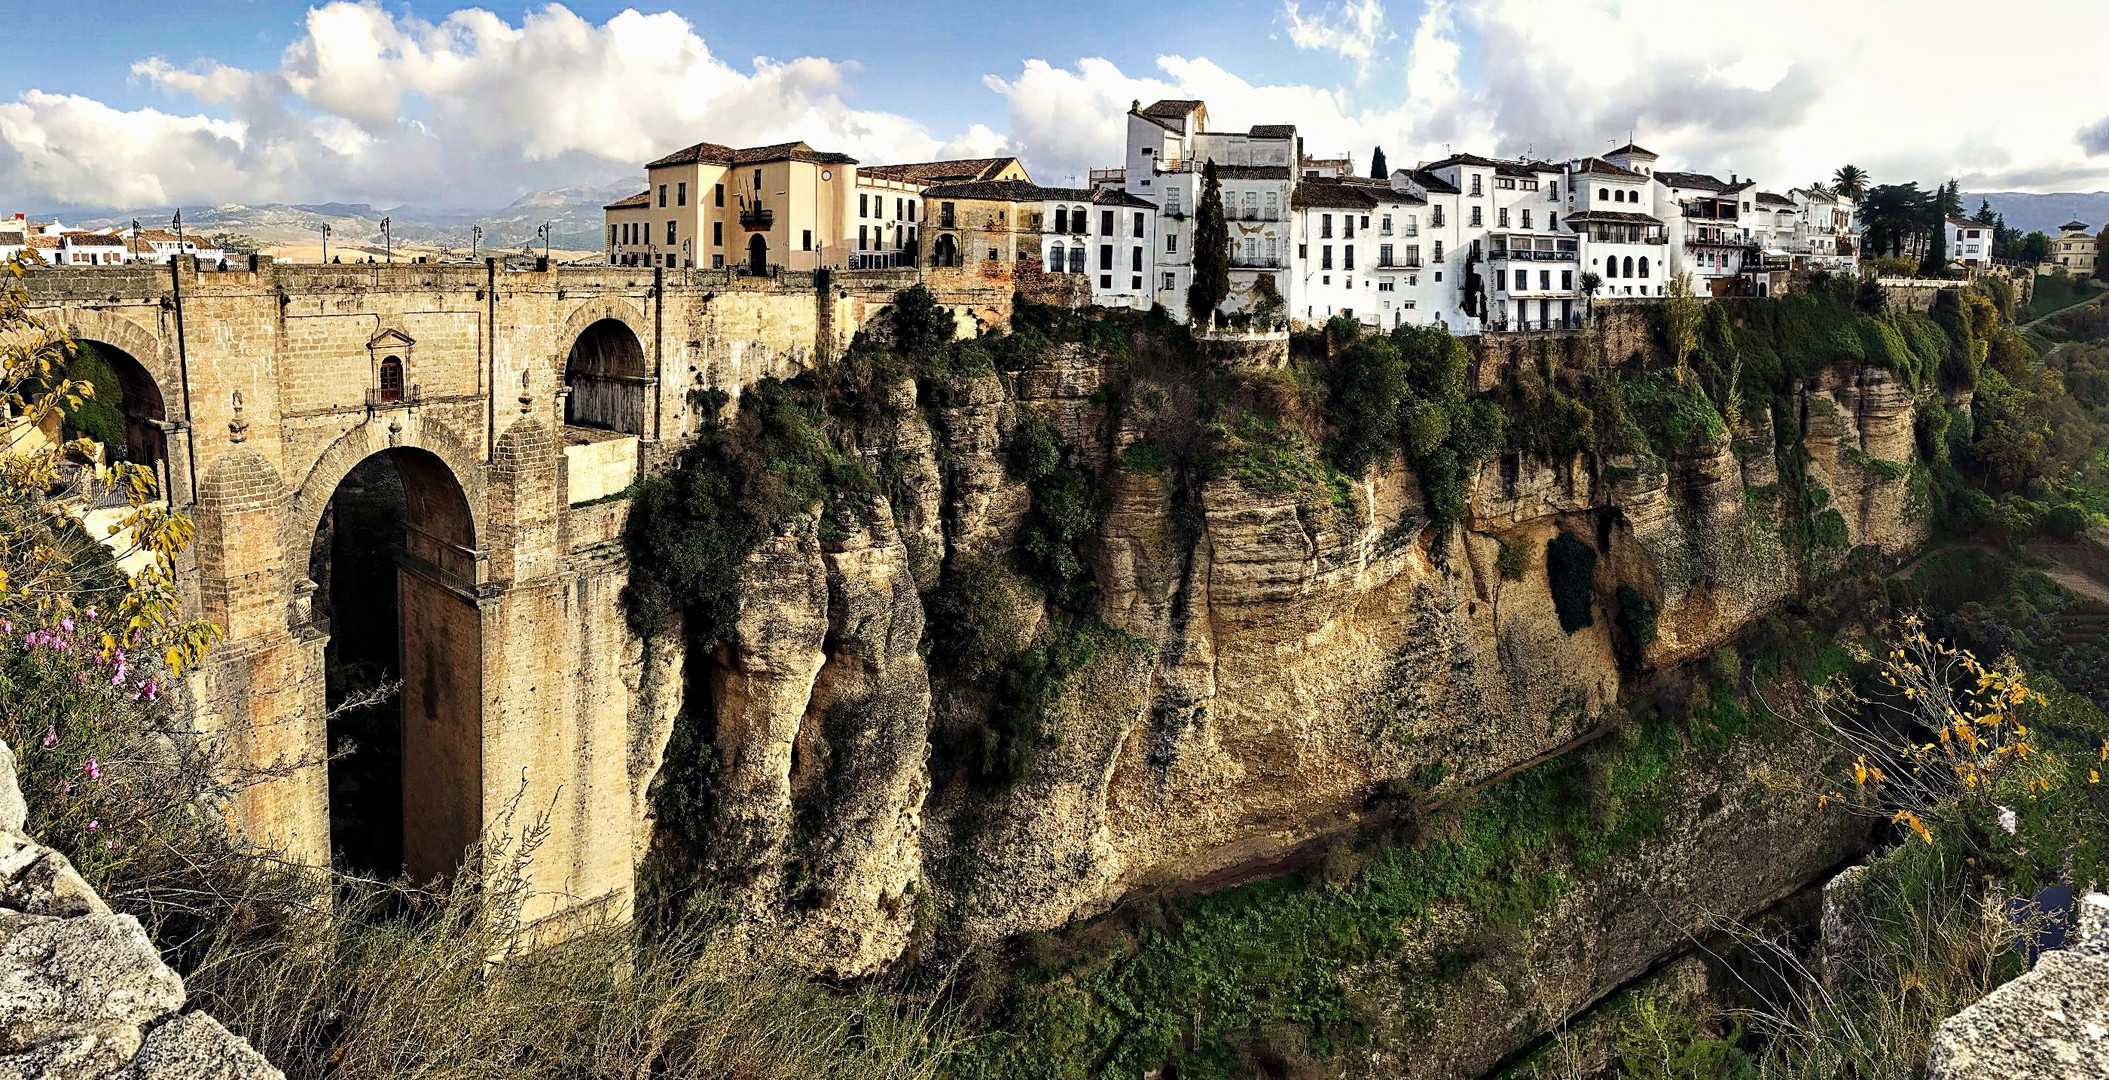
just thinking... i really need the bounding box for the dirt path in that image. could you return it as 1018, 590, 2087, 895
2034, 532, 2109, 604
2021, 289, 2107, 332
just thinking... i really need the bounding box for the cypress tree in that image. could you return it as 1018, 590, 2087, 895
1369, 146, 1388, 180
1188, 159, 1231, 327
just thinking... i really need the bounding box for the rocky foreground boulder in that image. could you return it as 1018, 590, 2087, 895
0, 740, 282, 1080
1929, 891, 2109, 1078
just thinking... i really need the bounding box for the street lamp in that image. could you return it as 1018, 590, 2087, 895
682, 237, 692, 269
471, 225, 483, 262
171, 208, 184, 255
537, 221, 551, 263
130, 219, 141, 264
318, 222, 332, 263
380, 216, 392, 263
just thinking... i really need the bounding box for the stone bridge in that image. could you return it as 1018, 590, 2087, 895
18, 256, 978, 925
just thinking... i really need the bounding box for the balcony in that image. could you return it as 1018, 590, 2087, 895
849, 251, 917, 270
1488, 247, 1578, 262
1229, 256, 1284, 269
1237, 210, 1281, 222
1377, 256, 1422, 269
739, 207, 774, 230
1483, 314, 1584, 333
1379, 225, 1417, 238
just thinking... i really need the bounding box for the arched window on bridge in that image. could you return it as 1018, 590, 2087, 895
377, 356, 404, 404
62, 339, 170, 500
564, 319, 649, 435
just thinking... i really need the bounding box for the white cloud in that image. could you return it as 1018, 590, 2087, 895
2, 2, 1002, 209
1281, 0, 1393, 79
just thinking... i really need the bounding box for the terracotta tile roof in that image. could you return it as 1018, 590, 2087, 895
1656, 170, 1728, 191
1402, 169, 1459, 194
61, 232, 124, 246
604, 190, 651, 210
646, 141, 737, 168
1291, 183, 1376, 211
1247, 124, 1296, 139
1423, 152, 1503, 170
1141, 99, 1204, 119
2061, 220, 2092, 231
1213, 164, 1291, 180
733, 141, 856, 166
1757, 192, 1796, 208
919, 180, 1158, 209
26, 236, 58, 249
861, 157, 1024, 185
1570, 157, 1649, 181
1608, 142, 1658, 159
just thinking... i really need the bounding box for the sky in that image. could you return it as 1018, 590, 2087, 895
5, 0, 2108, 214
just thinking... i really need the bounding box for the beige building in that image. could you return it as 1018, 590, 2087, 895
850, 157, 1030, 269
2052, 220, 2100, 274
605, 140, 857, 273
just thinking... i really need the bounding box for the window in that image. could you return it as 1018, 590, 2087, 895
1539, 270, 1550, 290
1134, 212, 1146, 237
860, 193, 869, 217
1068, 246, 1084, 272
1344, 216, 1355, 238
1638, 256, 1649, 278
1361, 216, 1370, 229
713, 254, 724, 269
608, 225, 616, 246
1167, 232, 1178, 253
991, 247, 1000, 260
1132, 247, 1143, 272
1497, 176, 1515, 189
1101, 274, 1112, 289
897, 198, 905, 220
1265, 237, 1278, 262
1163, 272, 1175, 290
1548, 213, 1556, 230
1406, 245, 1420, 265
713, 221, 723, 247
715, 184, 725, 207
677, 182, 687, 206
1470, 206, 1483, 227
1380, 243, 1393, 266
1321, 214, 1333, 238
1168, 189, 1182, 214
1433, 240, 1443, 261
1549, 182, 1558, 199
1598, 188, 1609, 202
803, 230, 812, 251
1322, 245, 1334, 270
1470, 175, 1483, 196
1561, 270, 1573, 290
1378, 281, 1394, 292
1605, 257, 1617, 279
1100, 244, 1113, 270
1431, 206, 1444, 226
859, 225, 868, 249
1381, 214, 1393, 234
1522, 210, 1532, 229
1499, 208, 1510, 227
1102, 210, 1115, 235
657, 185, 666, 208
909, 201, 917, 221
1298, 243, 1307, 259
378, 356, 404, 404
1132, 275, 1142, 290
1623, 256, 1634, 277
1265, 191, 1280, 219
1055, 207, 1068, 233
666, 220, 675, 244
753, 168, 762, 190
1344, 244, 1355, 271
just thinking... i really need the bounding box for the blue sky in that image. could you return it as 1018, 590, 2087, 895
5, 1, 2106, 212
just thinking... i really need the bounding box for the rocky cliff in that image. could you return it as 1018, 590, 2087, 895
0, 742, 283, 1080
648, 328, 1930, 983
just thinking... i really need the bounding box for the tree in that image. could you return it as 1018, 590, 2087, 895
1922, 216, 1949, 278
1973, 199, 1998, 225
1368, 146, 1388, 180
1578, 271, 1603, 321
2096, 225, 2109, 283
1188, 159, 1231, 328
1664, 271, 1702, 382
1936, 179, 1963, 221
2021, 231, 2052, 264
1832, 164, 1870, 201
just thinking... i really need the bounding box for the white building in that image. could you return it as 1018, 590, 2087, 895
1287, 178, 1437, 330
1387, 167, 1468, 329
1789, 186, 1858, 271
1560, 156, 1667, 301
1946, 217, 1993, 269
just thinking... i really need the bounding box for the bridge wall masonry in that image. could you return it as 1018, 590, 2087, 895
20, 256, 951, 927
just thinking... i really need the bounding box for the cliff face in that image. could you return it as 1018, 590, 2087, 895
660, 343, 1927, 978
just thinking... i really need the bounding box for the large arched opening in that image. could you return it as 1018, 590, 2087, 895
563, 318, 648, 435
308, 447, 482, 882
63, 339, 169, 497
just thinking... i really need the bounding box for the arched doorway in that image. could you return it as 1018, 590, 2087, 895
564, 319, 647, 434
63, 340, 169, 498
747, 234, 768, 276
934, 234, 960, 268
309, 447, 482, 882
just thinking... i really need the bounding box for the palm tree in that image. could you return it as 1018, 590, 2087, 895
1832, 164, 1870, 202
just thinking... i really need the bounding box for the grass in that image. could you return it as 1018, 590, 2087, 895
2020, 273, 2104, 322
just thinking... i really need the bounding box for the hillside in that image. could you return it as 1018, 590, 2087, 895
1965, 190, 2109, 233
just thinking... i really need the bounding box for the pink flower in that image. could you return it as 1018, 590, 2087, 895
110, 672, 124, 687
84, 821, 97, 832
60, 781, 71, 795
84, 759, 99, 781
58, 618, 72, 634
40, 727, 55, 748
81, 609, 95, 621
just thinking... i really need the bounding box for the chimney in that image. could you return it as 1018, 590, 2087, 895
1131, 99, 1140, 112
1731, 172, 1738, 183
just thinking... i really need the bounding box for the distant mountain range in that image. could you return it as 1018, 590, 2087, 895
38, 181, 640, 257
1963, 191, 2109, 235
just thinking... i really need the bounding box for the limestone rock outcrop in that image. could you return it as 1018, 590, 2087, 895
0, 743, 284, 1080
1928, 892, 2109, 1079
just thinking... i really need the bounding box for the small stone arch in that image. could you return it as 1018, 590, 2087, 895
47, 307, 173, 385
558, 299, 653, 436
557, 297, 652, 370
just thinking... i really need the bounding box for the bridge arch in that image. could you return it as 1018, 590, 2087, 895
558, 298, 652, 436
46, 310, 178, 496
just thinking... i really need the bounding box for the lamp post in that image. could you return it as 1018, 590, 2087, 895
130, 219, 141, 265
171, 209, 185, 261
470, 225, 482, 262
537, 221, 551, 263
318, 222, 331, 264
380, 216, 392, 263
682, 237, 691, 269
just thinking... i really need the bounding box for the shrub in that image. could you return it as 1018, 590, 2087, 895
2039, 502, 2088, 538
1497, 537, 1532, 581
1546, 532, 1598, 632
1614, 584, 1657, 668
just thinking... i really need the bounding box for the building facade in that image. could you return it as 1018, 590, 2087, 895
2053, 221, 2100, 274
606, 140, 856, 272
